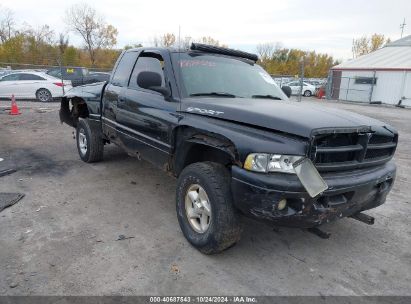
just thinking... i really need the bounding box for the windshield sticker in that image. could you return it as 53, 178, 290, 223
259, 72, 275, 84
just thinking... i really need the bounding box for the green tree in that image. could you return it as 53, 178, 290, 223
62, 46, 79, 66
257, 43, 337, 78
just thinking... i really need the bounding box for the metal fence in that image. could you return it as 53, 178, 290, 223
326, 70, 411, 106
327, 75, 374, 103
271, 75, 327, 88
0, 62, 112, 74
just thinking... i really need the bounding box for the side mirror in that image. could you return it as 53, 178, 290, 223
149, 86, 171, 97
281, 86, 292, 98
137, 71, 170, 98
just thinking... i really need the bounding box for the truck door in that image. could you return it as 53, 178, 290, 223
101, 51, 140, 145
117, 51, 179, 167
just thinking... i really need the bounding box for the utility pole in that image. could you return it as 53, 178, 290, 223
298, 56, 305, 102
178, 25, 181, 50
400, 18, 406, 38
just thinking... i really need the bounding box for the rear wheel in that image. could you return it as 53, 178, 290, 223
36, 88, 52, 102
176, 162, 242, 254
76, 119, 104, 163
303, 90, 312, 97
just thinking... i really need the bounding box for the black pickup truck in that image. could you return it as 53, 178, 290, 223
59, 43, 397, 254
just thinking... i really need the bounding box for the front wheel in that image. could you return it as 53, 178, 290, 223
303, 90, 312, 97
176, 162, 242, 254
76, 119, 104, 163
36, 88, 52, 102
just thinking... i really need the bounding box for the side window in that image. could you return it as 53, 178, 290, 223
129, 54, 165, 90
111, 51, 139, 87
1, 74, 20, 81
20, 73, 45, 80
47, 69, 60, 77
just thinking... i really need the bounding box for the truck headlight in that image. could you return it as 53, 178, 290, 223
243, 154, 303, 174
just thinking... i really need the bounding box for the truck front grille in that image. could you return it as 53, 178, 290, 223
312, 132, 397, 172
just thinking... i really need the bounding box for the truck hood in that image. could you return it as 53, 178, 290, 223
181, 98, 392, 138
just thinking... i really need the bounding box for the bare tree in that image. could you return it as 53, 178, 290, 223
58, 33, 69, 54
161, 33, 176, 47
152, 33, 226, 49
65, 3, 118, 65
196, 36, 226, 47
0, 6, 15, 43
256, 43, 276, 60
28, 24, 55, 44
256, 43, 277, 69
181, 36, 192, 49
151, 33, 176, 47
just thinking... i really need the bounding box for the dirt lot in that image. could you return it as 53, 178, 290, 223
0, 98, 410, 296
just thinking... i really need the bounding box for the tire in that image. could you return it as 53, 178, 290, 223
76, 119, 104, 163
176, 162, 242, 254
303, 90, 312, 97
36, 88, 52, 102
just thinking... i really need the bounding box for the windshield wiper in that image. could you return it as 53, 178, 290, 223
251, 94, 282, 100
190, 92, 237, 98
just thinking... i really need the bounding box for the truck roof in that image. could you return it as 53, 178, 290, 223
126, 43, 259, 63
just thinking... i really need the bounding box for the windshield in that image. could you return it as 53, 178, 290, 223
172, 53, 288, 100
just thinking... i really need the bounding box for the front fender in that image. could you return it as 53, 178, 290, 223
178, 113, 308, 163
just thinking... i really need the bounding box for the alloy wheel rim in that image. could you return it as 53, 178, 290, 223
78, 128, 87, 155
38, 90, 50, 102
185, 184, 212, 233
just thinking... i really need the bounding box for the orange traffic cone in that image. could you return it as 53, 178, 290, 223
317, 88, 325, 99
9, 94, 21, 115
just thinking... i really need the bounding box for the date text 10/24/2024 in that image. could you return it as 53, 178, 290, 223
149, 296, 257, 303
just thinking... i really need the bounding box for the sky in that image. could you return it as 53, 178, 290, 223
1, 0, 410, 61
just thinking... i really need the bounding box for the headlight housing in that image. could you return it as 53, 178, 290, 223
243, 153, 303, 174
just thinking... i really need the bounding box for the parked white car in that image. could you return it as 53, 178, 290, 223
283, 81, 316, 97
0, 71, 72, 102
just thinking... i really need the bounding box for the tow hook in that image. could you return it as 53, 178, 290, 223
350, 212, 375, 225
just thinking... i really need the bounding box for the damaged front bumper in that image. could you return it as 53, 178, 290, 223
231, 161, 396, 228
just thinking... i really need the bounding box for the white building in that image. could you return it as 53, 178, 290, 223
329, 35, 411, 106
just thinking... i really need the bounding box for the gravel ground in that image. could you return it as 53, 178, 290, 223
0, 98, 410, 296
